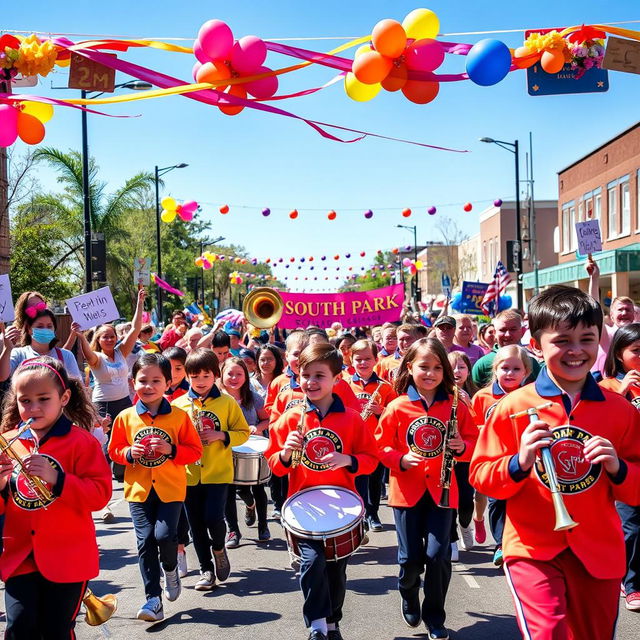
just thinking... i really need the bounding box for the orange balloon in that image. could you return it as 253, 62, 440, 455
219, 85, 246, 116
401, 80, 440, 104
381, 62, 408, 92
372, 19, 407, 59
540, 49, 565, 74
196, 61, 231, 89
513, 46, 539, 69
352, 50, 393, 85
17, 112, 45, 145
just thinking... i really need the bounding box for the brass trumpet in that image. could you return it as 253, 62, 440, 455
290, 398, 308, 468
83, 588, 118, 626
0, 419, 53, 504
243, 287, 284, 329
509, 402, 578, 531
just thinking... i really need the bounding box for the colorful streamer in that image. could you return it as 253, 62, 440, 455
151, 273, 185, 297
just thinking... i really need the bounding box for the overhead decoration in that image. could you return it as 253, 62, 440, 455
161, 197, 198, 223
151, 273, 185, 297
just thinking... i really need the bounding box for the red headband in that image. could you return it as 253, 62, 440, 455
20, 360, 67, 390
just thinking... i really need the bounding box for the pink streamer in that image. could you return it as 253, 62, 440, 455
152, 273, 184, 297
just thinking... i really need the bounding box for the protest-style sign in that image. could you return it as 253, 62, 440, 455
0, 275, 15, 323
134, 257, 151, 286
66, 286, 120, 330
460, 281, 490, 315
575, 219, 602, 256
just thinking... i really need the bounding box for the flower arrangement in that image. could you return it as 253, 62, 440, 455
566, 26, 607, 79
0, 33, 58, 79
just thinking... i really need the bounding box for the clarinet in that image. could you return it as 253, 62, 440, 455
360, 382, 383, 421
438, 385, 459, 509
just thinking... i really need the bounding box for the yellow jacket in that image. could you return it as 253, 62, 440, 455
108, 399, 203, 502
173, 386, 250, 485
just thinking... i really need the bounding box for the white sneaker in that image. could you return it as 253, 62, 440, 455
177, 550, 188, 578
163, 567, 181, 602
458, 524, 474, 551
194, 570, 216, 591
450, 542, 459, 562
136, 596, 163, 622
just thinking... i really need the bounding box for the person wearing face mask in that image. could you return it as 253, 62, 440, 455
0, 308, 82, 382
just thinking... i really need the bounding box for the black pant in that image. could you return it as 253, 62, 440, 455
225, 484, 268, 532
129, 488, 182, 599
617, 501, 640, 593
393, 490, 453, 630
488, 497, 506, 547
450, 462, 474, 541
177, 505, 191, 546
269, 475, 288, 512
4, 572, 87, 639
184, 483, 228, 572
98, 396, 132, 481
299, 539, 348, 627
366, 463, 386, 518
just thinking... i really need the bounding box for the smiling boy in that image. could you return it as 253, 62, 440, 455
470, 285, 640, 640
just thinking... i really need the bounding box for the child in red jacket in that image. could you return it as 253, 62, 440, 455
266, 343, 378, 640
0, 357, 112, 639
470, 286, 640, 639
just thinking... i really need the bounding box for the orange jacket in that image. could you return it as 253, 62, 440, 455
471, 382, 509, 427
374, 353, 402, 384
0, 416, 112, 582
599, 375, 640, 409
470, 368, 640, 579
375, 386, 477, 508
108, 399, 203, 502
348, 372, 397, 434
265, 395, 378, 497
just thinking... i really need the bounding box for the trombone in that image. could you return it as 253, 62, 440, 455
509, 402, 578, 531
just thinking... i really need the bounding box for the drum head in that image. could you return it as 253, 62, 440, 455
232, 435, 269, 454
282, 486, 364, 537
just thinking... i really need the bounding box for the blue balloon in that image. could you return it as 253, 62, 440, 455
450, 292, 463, 311
466, 39, 512, 86
497, 294, 512, 311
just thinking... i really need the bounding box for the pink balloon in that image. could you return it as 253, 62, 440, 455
0, 105, 18, 147
405, 38, 445, 72
197, 19, 234, 61
244, 65, 278, 99
231, 35, 267, 74
202, 259, 212, 270
402, 257, 412, 267
182, 200, 198, 214
193, 39, 209, 64
192, 61, 202, 81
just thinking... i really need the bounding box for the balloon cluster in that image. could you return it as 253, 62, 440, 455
195, 251, 216, 269
402, 257, 423, 275
346, 8, 443, 104
0, 101, 53, 147
192, 19, 278, 116
229, 271, 243, 285
161, 197, 198, 223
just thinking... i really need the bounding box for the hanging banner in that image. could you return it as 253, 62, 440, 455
278, 283, 403, 329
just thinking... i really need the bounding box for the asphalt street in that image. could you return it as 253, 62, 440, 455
1, 483, 638, 639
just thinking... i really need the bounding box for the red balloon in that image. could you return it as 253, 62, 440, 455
360, 251, 366, 257
328, 210, 337, 220
392, 247, 399, 255
219, 205, 229, 214
381, 62, 408, 92
401, 80, 439, 104
289, 209, 299, 219
402, 208, 412, 218
463, 202, 473, 212
334, 254, 340, 260
219, 84, 246, 116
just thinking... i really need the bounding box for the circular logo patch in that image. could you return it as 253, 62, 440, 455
631, 396, 640, 411
407, 416, 446, 458
534, 425, 601, 494
485, 401, 499, 421
134, 427, 173, 468
198, 410, 221, 433
10, 454, 61, 510
356, 392, 371, 401
301, 427, 343, 471
285, 398, 304, 411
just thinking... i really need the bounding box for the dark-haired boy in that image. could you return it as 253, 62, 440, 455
265, 344, 378, 640
470, 285, 640, 640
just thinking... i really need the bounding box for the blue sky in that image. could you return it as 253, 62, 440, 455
8, 1, 640, 291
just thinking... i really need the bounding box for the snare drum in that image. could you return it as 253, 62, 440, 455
281, 486, 365, 561
232, 435, 271, 485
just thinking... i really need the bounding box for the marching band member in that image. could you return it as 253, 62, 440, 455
470, 286, 640, 640
376, 338, 477, 640
0, 357, 112, 638
265, 343, 378, 640
109, 353, 202, 622
375, 323, 426, 383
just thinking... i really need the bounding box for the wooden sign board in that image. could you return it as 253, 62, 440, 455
68, 53, 116, 93
603, 36, 640, 75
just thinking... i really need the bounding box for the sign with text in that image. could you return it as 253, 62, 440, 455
460, 281, 490, 316
575, 219, 602, 255
441, 273, 452, 298
66, 286, 120, 330
0, 275, 15, 323
68, 52, 116, 92
278, 283, 403, 329
134, 257, 151, 286
603, 36, 640, 75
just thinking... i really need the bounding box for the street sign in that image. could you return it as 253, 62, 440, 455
68, 52, 116, 92
441, 273, 451, 298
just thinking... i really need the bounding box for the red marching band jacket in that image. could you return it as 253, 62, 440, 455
0, 415, 112, 583
375, 385, 477, 509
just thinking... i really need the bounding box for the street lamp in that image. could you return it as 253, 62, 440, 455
154, 163, 188, 323
80, 80, 152, 292
397, 224, 419, 301
479, 137, 523, 309
199, 236, 225, 307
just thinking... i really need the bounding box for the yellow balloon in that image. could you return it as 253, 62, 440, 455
203, 251, 215, 262
355, 44, 372, 58
22, 101, 54, 123
55, 57, 71, 67
415, 260, 423, 270
402, 8, 440, 40
161, 210, 176, 223
344, 72, 382, 102
161, 196, 176, 211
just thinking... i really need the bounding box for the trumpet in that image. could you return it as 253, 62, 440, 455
509, 402, 578, 531
438, 386, 459, 509
0, 419, 54, 505
83, 588, 117, 626
290, 398, 308, 469
360, 383, 383, 422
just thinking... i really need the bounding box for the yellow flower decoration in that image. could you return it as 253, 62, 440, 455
524, 30, 569, 55
14, 35, 58, 78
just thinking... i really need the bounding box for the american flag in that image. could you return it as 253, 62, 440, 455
481, 260, 512, 315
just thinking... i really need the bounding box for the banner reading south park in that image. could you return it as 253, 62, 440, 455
278, 284, 403, 329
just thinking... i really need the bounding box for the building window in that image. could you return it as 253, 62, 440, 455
621, 176, 630, 236
608, 181, 618, 239
561, 203, 572, 253
578, 200, 584, 223
594, 188, 602, 222
569, 206, 577, 250
482, 241, 487, 277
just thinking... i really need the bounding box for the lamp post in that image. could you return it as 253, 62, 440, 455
397, 224, 418, 301
154, 163, 188, 323
199, 235, 225, 308
480, 137, 523, 309
79, 81, 151, 293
